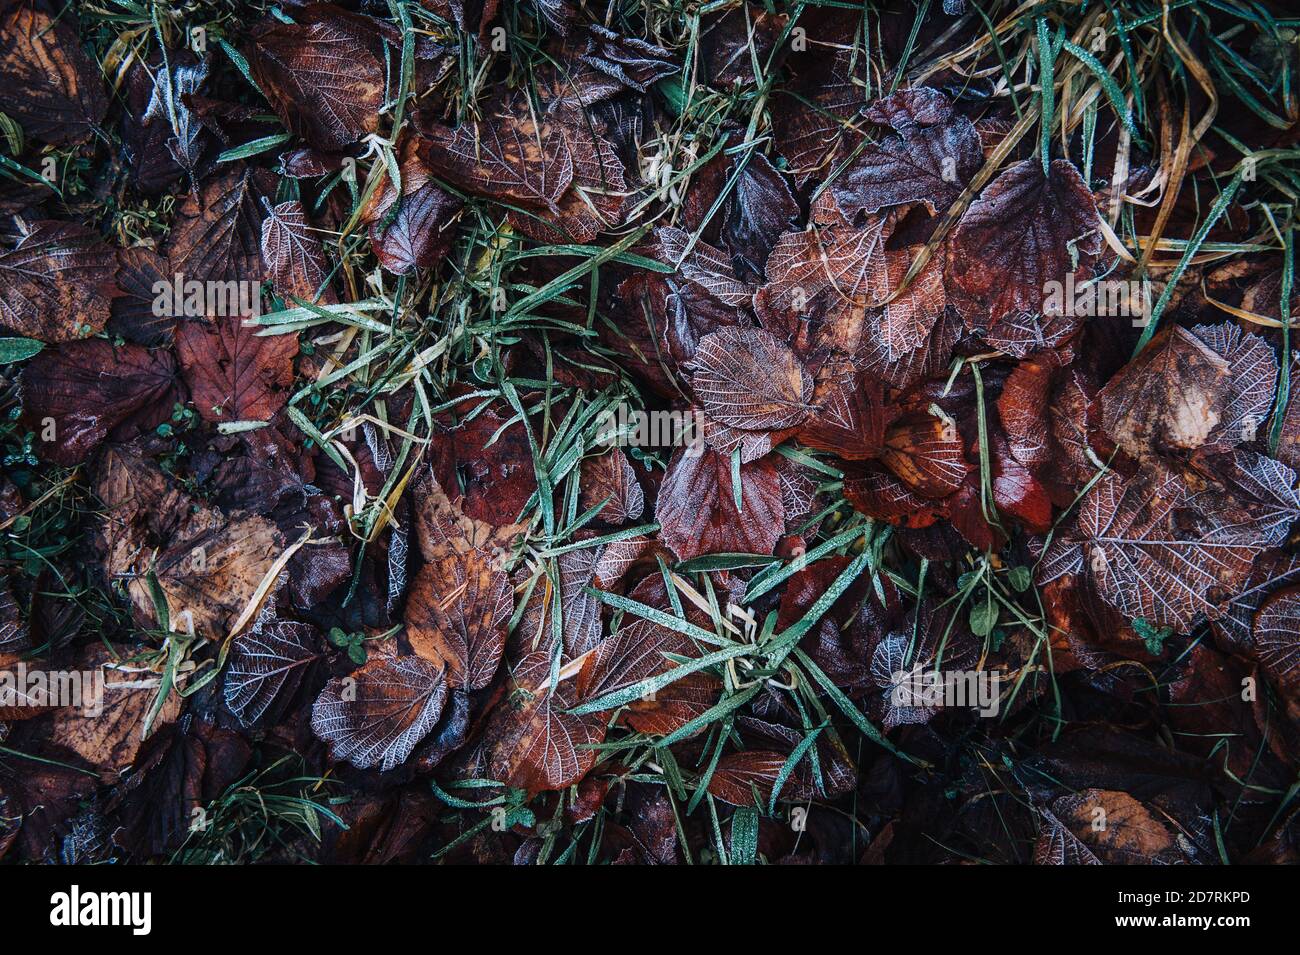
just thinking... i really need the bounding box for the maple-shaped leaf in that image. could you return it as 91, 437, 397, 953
0, 2, 107, 146
175, 316, 298, 423
688, 327, 813, 431
261, 200, 337, 305
166, 164, 276, 284
832, 87, 982, 218
1039, 463, 1289, 632
1098, 325, 1231, 460
947, 158, 1102, 327
405, 549, 512, 691
111, 247, 175, 345
579, 449, 644, 525
880, 411, 970, 498
798, 360, 887, 460
363, 146, 463, 275
21, 340, 179, 466
655, 447, 784, 560
224, 614, 324, 728
1190, 322, 1278, 449
246, 16, 384, 150
311, 655, 449, 772
484, 651, 606, 794
0, 221, 117, 341
419, 103, 574, 210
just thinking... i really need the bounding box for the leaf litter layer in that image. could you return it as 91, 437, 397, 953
1, 0, 1300, 865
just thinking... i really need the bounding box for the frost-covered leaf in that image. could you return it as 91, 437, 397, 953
224, 616, 323, 728
688, 327, 813, 432
246, 15, 384, 150
832, 88, 982, 217
311, 656, 449, 772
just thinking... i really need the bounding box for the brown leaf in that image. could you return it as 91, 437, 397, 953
44, 643, 180, 779
419, 103, 573, 210
880, 411, 970, 498
0, 221, 116, 341
175, 316, 298, 423
365, 149, 463, 274
1254, 586, 1300, 707
947, 158, 1102, 327
223, 614, 324, 728
405, 549, 512, 691
311, 655, 449, 771
1099, 325, 1230, 460
0, 2, 107, 146
655, 447, 784, 560
166, 164, 275, 285
798, 360, 887, 460
21, 340, 180, 466
246, 15, 384, 150
1039, 462, 1292, 632
484, 651, 606, 794
688, 327, 813, 432
832, 88, 982, 218
579, 450, 644, 525
261, 200, 337, 305
111, 246, 176, 345
1049, 789, 1185, 864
